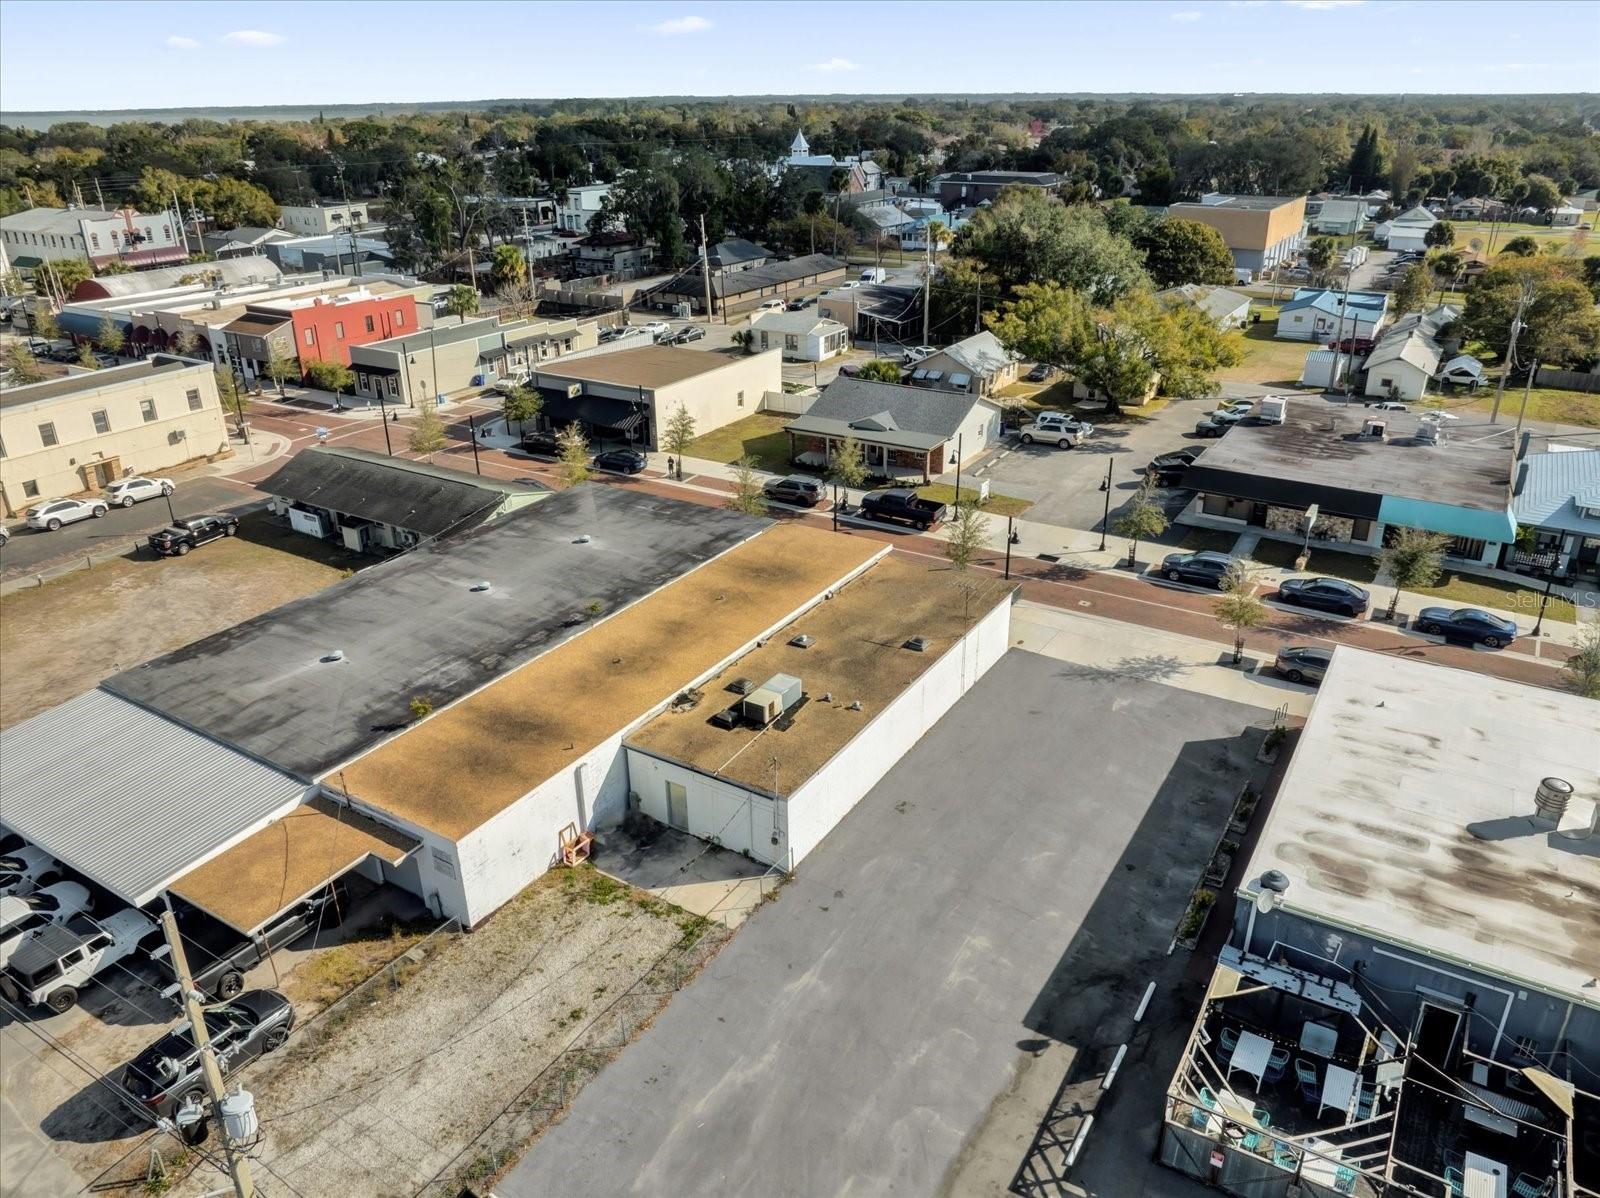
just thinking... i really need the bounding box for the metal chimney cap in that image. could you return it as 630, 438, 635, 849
471, 580, 492, 593
320, 649, 346, 663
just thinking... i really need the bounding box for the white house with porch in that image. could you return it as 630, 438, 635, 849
783, 377, 1001, 481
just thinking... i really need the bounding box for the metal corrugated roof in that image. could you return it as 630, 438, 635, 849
0, 690, 307, 905
1513, 449, 1600, 537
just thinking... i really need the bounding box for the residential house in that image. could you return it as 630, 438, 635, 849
1181, 400, 1515, 569
645, 253, 847, 317
0, 356, 229, 514
933, 171, 1063, 208
1, 206, 187, 275
522, 344, 781, 449
785, 377, 1002, 480
1509, 445, 1600, 580
1449, 197, 1510, 222
264, 232, 394, 277
1550, 205, 1584, 228
1361, 304, 1458, 402
260, 445, 548, 552
1161, 646, 1595, 1198
1275, 288, 1390, 344
749, 310, 850, 362
279, 202, 369, 237
572, 231, 653, 278
1564, 188, 1598, 213
201, 226, 294, 258
817, 283, 922, 342
556, 185, 613, 235
1156, 284, 1252, 331
1308, 198, 1366, 237
898, 210, 966, 251
1383, 205, 1438, 252
909, 331, 1019, 397
1164, 195, 1307, 275
706, 239, 771, 273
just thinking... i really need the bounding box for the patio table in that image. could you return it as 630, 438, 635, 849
1300, 1021, 1338, 1057
1227, 1031, 1275, 1092
1464, 1152, 1508, 1198
1319, 1064, 1359, 1120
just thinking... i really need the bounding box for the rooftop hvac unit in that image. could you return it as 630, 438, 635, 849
728, 678, 758, 695
1361, 418, 1387, 440
789, 633, 816, 648
741, 688, 784, 726
1414, 421, 1441, 444
709, 706, 741, 730
903, 636, 930, 652
759, 673, 802, 711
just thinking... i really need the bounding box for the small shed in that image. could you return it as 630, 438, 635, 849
1300, 349, 1348, 391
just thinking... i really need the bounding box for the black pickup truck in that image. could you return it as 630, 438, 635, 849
859, 488, 947, 530
148, 514, 238, 557
160, 884, 345, 1000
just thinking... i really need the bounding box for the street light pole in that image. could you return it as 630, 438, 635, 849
377, 392, 393, 455
949, 432, 963, 508
1098, 457, 1113, 552
467, 413, 481, 475
1531, 570, 1556, 638
1005, 516, 1019, 579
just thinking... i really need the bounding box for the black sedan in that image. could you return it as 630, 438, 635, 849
1146, 448, 1201, 486
1275, 576, 1371, 617
673, 325, 707, 344
120, 990, 294, 1119
762, 476, 823, 507
1159, 550, 1236, 588
594, 448, 648, 475
518, 431, 563, 457
1415, 606, 1518, 648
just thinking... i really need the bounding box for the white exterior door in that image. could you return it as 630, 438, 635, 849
666, 781, 688, 831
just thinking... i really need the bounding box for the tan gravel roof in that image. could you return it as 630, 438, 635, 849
169, 797, 417, 933
341, 524, 885, 841
626, 557, 1015, 798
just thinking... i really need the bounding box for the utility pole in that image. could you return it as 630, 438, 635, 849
159, 908, 255, 1198
698, 213, 714, 322
171, 188, 194, 256
521, 204, 534, 300
1489, 283, 1532, 424
921, 233, 931, 347
93, 178, 104, 209
467, 413, 482, 474
1514, 358, 1539, 439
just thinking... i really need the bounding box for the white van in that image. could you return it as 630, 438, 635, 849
859, 267, 889, 284
1259, 396, 1287, 424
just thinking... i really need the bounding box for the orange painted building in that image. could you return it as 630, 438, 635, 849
264, 289, 417, 371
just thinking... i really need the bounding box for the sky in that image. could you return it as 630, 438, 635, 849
1, 0, 1597, 114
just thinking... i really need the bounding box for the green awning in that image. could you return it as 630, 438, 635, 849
12, 255, 42, 268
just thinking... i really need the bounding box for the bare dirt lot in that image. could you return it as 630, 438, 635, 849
142, 867, 731, 1198
0, 512, 364, 728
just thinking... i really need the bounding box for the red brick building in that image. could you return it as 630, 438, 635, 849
263, 289, 417, 371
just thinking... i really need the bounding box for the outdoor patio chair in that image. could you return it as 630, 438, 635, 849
1356, 1084, 1374, 1119
1219, 1025, 1240, 1057
1188, 1103, 1210, 1131
1240, 1106, 1272, 1152
1271, 1141, 1299, 1171
1264, 1046, 1290, 1084
1334, 1165, 1357, 1194
1444, 1166, 1464, 1198
1443, 1149, 1464, 1173
1295, 1059, 1320, 1106
1199, 1086, 1217, 1109
1512, 1174, 1550, 1198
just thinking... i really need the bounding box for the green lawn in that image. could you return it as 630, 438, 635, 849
1411, 571, 1576, 624
1255, 539, 1380, 581
914, 482, 1032, 518
682, 413, 793, 474
1218, 322, 1309, 387
1178, 528, 1242, 554
1449, 221, 1590, 254
1418, 384, 1600, 430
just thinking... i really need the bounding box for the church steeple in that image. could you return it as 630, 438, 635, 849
790, 129, 809, 156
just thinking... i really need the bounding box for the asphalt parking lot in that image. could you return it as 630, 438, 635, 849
971, 398, 1213, 532
502, 648, 1271, 1198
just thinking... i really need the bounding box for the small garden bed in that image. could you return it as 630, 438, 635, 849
914, 482, 1032, 518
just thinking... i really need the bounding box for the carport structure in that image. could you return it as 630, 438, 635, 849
0, 689, 417, 935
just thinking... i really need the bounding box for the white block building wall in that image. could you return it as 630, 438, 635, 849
627, 592, 1015, 870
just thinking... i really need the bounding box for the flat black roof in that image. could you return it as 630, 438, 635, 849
1189, 406, 1515, 512
105, 486, 772, 780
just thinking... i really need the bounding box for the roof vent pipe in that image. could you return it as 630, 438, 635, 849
1534, 777, 1573, 823
320, 649, 346, 663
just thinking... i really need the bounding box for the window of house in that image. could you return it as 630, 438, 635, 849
140, 399, 157, 422
394, 310, 404, 328
387, 376, 398, 397
23, 480, 39, 498
785, 334, 799, 351
162, 225, 170, 240
186, 388, 203, 411
737, 389, 746, 407
303, 328, 315, 346
91, 409, 110, 434
364, 315, 375, 333
37, 421, 58, 447
334, 322, 345, 340
1378, 377, 1393, 389
90, 233, 100, 249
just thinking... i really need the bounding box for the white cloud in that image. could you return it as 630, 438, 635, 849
646, 15, 711, 34
810, 56, 860, 73
221, 29, 287, 47
166, 35, 199, 49
1171, 9, 1203, 20
1283, 0, 1365, 8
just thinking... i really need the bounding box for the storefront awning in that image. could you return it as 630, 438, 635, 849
168, 796, 418, 935
541, 390, 646, 434
355, 364, 400, 377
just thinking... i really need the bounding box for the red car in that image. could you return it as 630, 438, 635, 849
1328, 337, 1374, 355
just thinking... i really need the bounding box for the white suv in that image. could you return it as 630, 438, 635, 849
104, 477, 174, 508
0, 882, 93, 969
26, 497, 108, 531
1020, 411, 1094, 448
636, 321, 671, 341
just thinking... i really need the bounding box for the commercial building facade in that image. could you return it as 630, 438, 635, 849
0, 356, 229, 514
0, 205, 187, 274
1166, 195, 1308, 276
785, 377, 1003, 480
279, 203, 370, 237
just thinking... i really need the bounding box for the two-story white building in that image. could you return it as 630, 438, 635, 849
556, 185, 613, 235
279, 202, 369, 237
0, 206, 187, 278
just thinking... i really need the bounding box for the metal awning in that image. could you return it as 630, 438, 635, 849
541, 390, 646, 433
0, 690, 309, 905
168, 797, 418, 934
355, 364, 400, 377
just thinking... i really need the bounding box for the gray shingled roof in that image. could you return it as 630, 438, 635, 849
786, 378, 991, 451
1513, 449, 1600, 536
258, 446, 538, 537
925, 331, 1012, 378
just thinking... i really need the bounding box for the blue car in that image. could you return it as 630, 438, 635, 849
1415, 606, 1518, 649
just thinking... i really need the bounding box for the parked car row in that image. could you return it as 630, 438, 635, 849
21, 476, 179, 535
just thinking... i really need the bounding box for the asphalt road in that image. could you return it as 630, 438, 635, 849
502, 650, 1269, 1198
0, 477, 254, 576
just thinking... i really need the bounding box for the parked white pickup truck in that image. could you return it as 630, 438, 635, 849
0, 909, 158, 1013
1019, 411, 1094, 448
